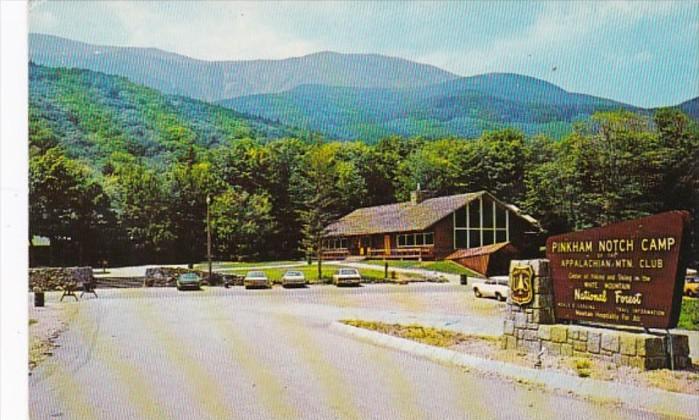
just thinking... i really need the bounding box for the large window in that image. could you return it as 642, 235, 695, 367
453, 197, 509, 249
397, 232, 434, 247
323, 238, 348, 249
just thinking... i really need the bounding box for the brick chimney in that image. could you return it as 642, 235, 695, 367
410, 183, 426, 205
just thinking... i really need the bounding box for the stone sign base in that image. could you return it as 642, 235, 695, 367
502, 259, 691, 370
503, 322, 691, 370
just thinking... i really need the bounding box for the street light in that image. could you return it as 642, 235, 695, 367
206, 194, 212, 284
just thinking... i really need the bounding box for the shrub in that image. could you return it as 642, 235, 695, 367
574, 358, 592, 377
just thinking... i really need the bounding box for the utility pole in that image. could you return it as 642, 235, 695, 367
206, 194, 212, 283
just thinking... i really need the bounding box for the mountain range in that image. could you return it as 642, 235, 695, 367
30, 33, 698, 142
29, 33, 458, 102
219, 74, 647, 140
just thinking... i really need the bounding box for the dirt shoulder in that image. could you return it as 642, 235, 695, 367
342, 320, 699, 396
28, 301, 78, 372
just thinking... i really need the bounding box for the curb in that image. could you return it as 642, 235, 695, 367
330, 322, 699, 419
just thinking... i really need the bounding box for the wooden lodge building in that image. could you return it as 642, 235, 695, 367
323, 190, 542, 276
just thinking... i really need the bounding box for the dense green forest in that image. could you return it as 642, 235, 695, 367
29, 63, 299, 168
219, 74, 639, 142
29, 64, 699, 266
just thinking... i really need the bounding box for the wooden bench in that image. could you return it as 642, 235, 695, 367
80, 279, 98, 298
59, 282, 79, 302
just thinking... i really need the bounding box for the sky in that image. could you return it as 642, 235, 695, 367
29, 0, 699, 108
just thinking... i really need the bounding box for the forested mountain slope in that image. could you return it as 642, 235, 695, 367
29, 63, 297, 167
220, 73, 648, 141
679, 97, 699, 119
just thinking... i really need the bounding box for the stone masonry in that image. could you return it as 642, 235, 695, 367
502, 259, 555, 353
29, 266, 94, 291
502, 259, 691, 370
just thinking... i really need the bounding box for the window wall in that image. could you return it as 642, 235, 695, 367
453, 196, 508, 249
322, 238, 348, 249
397, 232, 434, 247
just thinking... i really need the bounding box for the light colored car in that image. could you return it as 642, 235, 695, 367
176, 272, 201, 291
332, 268, 361, 286
281, 270, 306, 288
244, 271, 271, 289
473, 276, 509, 301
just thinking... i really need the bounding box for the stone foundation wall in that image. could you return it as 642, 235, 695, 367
502, 259, 691, 370
29, 267, 93, 291
535, 324, 690, 369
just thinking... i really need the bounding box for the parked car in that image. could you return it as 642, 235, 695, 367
685, 269, 699, 297
176, 272, 202, 291
281, 270, 306, 288
244, 271, 271, 289
332, 268, 361, 286
473, 276, 509, 301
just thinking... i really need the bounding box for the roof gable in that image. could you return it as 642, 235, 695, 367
325, 191, 539, 237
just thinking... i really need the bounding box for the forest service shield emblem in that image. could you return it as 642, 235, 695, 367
510, 265, 534, 305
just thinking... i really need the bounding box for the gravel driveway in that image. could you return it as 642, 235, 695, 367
30, 285, 668, 419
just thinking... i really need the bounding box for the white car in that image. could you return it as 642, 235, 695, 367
472, 276, 509, 301
281, 270, 306, 288
332, 268, 361, 286
244, 271, 271, 289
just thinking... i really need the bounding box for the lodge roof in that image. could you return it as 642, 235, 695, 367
325, 191, 540, 237
445, 242, 515, 260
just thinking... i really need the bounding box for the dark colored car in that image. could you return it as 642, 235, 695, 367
177, 272, 202, 291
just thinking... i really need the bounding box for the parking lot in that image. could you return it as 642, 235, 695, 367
28, 283, 672, 420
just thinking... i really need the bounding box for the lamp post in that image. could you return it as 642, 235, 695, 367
206, 194, 212, 283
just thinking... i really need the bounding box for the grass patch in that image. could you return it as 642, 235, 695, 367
678, 297, 699, 331
342, 320, 470, 347
362, 260, 482, 277
644, 368, 699, 394
29, 339, 52, 370
572, 358, 592, 377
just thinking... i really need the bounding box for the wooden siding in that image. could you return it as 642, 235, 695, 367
450, 243, 519, 277
452, 254, 490, 276
430, 216, 454, 259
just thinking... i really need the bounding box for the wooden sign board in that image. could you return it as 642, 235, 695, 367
546, 211, 690, 329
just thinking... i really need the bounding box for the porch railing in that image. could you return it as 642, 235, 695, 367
320, 249, 350, 260
367, 247, 434, 260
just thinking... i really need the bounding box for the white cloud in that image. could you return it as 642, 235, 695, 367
27, 5, 57, 30
417, 1, 690, 75
100, 1, 320, 61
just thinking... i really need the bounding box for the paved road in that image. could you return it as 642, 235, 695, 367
30, 285, 668, 419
